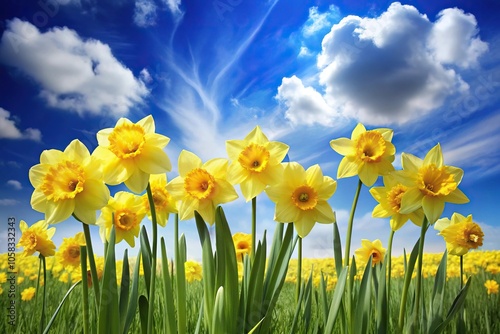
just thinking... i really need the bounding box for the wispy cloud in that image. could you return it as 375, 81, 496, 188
0, 107, 41, 141
0, 198, 19, 206
134, 0, 158, 27
0, 19, 148, 117
6, 180, 22, 190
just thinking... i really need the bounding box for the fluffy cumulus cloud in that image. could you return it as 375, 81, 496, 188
278, 2, 488, 126
134, 0, 158, 27
0, 107, 41, 141
0, 19, 148, 116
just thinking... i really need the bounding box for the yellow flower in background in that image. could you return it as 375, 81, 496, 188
167, 150, 238, 225
185, 260, 203, 282
370, 175, 424, 231
434, 213, 484, 256
232, 232, 252, 261
226, 126, 289, 201
21, 287, 36, 301
396, 144, 469, 224
97, 191, 146, 247
484, 280, 499, 295
355, 239, 386, 266
72, 256, 105, 286
17, 276, 25, 284
93, 115, 172, 193
17, 220, 56, 257
29, 139, 110, 225
265, 163, 336, 238
56, 232, 86, 269
330, 123, 395, 186
0, 272, 6, 283
142, 174, 178, 227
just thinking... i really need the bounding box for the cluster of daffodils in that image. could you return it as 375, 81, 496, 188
14, 115, 490, 300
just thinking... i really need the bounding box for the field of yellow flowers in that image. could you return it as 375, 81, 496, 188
2, 115, 500, 333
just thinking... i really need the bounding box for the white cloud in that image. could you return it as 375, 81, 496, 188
134, 0, 158, 27
302, 5, 340, 37
0, 19, 148, 116
275, 75, 335, 126
0, 107, 42, 141
0, 199, 19, 206
140, 68, 153, 83
298, 45, 313, 57
6, 180, 22, 190
279, 2, 488, 126
162, 0, 183, 19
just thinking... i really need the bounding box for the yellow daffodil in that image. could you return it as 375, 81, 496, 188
56, 232, 86, 269
226, 126, 289, 201
29, 139, 110, 225
21, 287, 36, 301
434, 213, 484, 256
232, 232, 252, 261
17, 220, 56, 257
396, 144, 469, 224
142, 174, 178, 227
185, 260, 203, 282
0, 272, 6, 284
370, 175, 424, 231
330, 123, 395, 186
355, 239, 386, 266
97, 191, 146, 247
484, 280, 499, 295
167, 150, 238, 225
72, 256, 105, 287
93, 115, 172, 193
265, 162, 336, 238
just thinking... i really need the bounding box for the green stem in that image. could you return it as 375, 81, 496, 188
460, 255, 464, 290
387, 229, 395, 319
174, 214, 187, 334
344, 179, 362, 268
81, 246, 89, 334
146, 183, 158, 334
296, 237, 303, 302
81, 221, 100, 308
251, 196, 257, 261
39, 255, 47, 334
413, 216, 429, 331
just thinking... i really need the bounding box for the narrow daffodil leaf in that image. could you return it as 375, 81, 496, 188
325, 266, 348, 333
123, 251, 141, 334
160, 238, 176, 334
140, 226, 152, 295
118, 249, 130, 333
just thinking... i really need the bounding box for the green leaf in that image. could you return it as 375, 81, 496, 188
211, 287, 225, 334
244, 236, 267, 332
325, 266, 348, 333
176, 234, 187, 334
98, 225, 120, 334
138, 295, 149, 334
354, 257, 373, 334
119, 249, 130, 333
160, 238, 176, 334
427, 250, 448, 333
123, 251, 141, 334
140, 226, 152, 295
375, 260, 388, 334
42, 281, 82, 334
333, 222, 343, 278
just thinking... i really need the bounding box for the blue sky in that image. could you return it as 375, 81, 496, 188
1, 0, 499, 261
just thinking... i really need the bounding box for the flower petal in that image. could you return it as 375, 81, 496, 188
330, 138, 354, 156
445, 188, 469, 204
96, 128, 113, 146
178, 150, 202, 177
125, 169, 150, 193
204, 158, 228, 179
306, 165, 323, 189
423, 144, 443, 168
372, 204, 391, 218
137, 145, 172, 174
179, 197, 198, 221
225, 140, 246, 161
137, 115, 155, 133
422, 196, 444, 224
351, 123, 366, 140
40, 149, 65, 164
267, 141, 289, 165
314, 201, 335, 223
434, 217, 450, 232
358, 162, 378, 187
337, 157, 358, 179
401, 153, 422, 174
74, 180, 110, 224
64, 139, 90, 163
294, 218, 315, 238
274, 200, 299, 223
166, 177, 185, 200
240, 178, 266, 201
45, 199, 75, 225
317, 177, 337, 200
145, 133, 170, 148
214, 180, 239, 204
399, 187, 423, 214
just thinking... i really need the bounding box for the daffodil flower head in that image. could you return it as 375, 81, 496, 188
142, 173, 178, 227
484, 280, 499, 295
397, 143, 469, 224
265, 162, 337, 238
93, 115, 172, 193
232, 232, 252, 261
185, 260, 203, 282
434, 213, 484, 256
29, 139, 110, 225
330, 123, 395, 186
167, 150, 238, 225
355, 239, 386, 266
97, 191, 146, 247
226, 125, 289, 201
370, 175, 424, 231
17, 220, 56, 257
56, 232, 86, 268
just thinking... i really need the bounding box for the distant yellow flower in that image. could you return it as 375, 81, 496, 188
185, 260, 203, 282
17, 276, 25, 284
0, 285, 3, 295
265, 163, 336, 238
21, 287, 36, 301
93, 115, 172, 193
97, 191, 146, 247
396, 144, 469, 224
226, 126, 289, 201
17, 220, 56, 257
370, 175, 424, 231
142, 174, 177, 227
56, 232, 86, 268
232, 233, 252, 261
434, 213, 483, 256
0, 272, 6, 284
29, 139, 110, 225
167, 150, 238, 225
355, 239, 386, 266
330, 123, 395, 186
72, 256, 105, 286
484, 280, 499, 295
